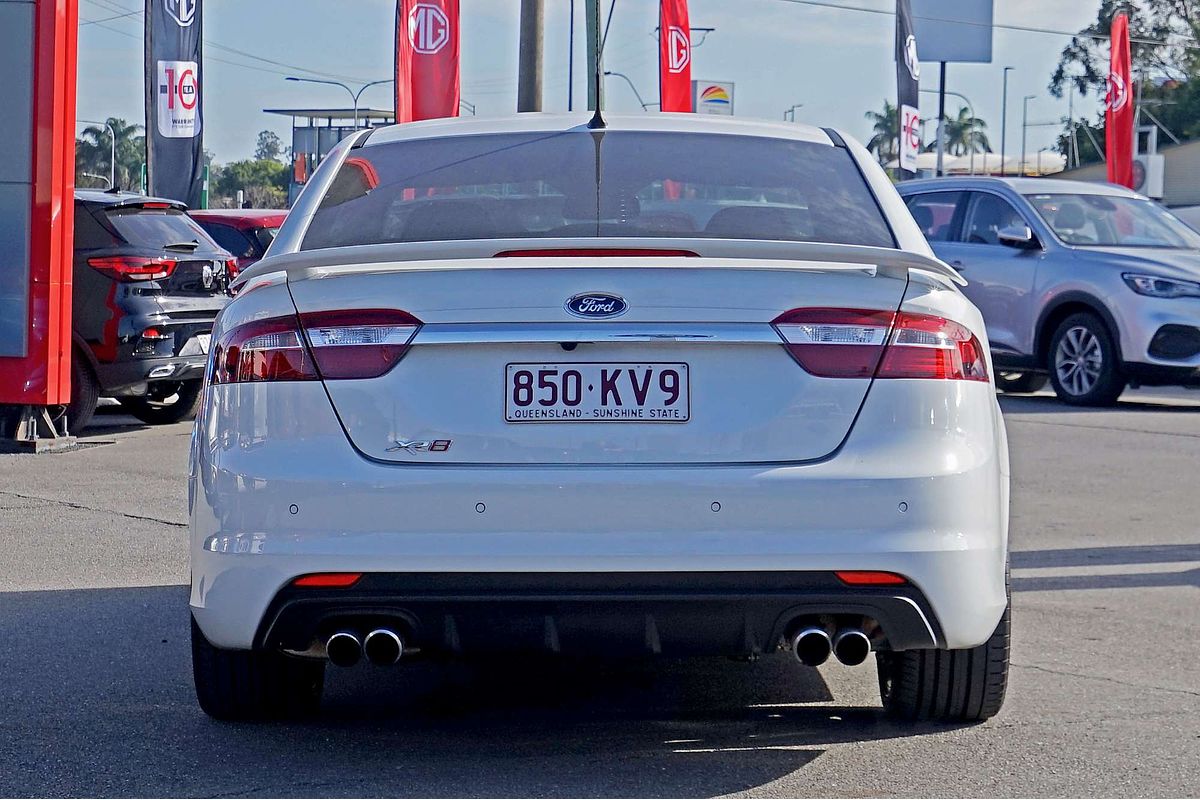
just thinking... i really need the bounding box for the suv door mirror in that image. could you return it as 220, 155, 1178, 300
998, 224, 1038, 249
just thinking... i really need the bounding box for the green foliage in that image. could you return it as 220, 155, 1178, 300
943, 106, 991, 156
254, 130, 285, 162
865, 100, 900, 164
211, 158, 289, 208
75, 118, 145, 190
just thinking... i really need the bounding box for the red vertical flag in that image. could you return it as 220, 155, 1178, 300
1106, 12, 1134, 188
395, 0, 461, 123
659, 0, 692, 112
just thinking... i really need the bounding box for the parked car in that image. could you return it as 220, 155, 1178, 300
188, 209, 287, 279
70, 190, 233, 430
898, 177, 1200, 404
190, 114, 1010, 724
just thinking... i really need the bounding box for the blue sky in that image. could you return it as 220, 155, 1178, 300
76, 0, 1099, 163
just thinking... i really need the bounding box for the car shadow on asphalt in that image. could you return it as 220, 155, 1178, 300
998, 394, 1200, 414
0, 585, 957, 798
1011, 543, 1200, 592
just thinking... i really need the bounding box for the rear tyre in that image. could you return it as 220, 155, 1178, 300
1047, 312, 1125, 406
118, 380, 203, 425
877, 586, 1010, 723
995, 372, 1047, 394
66, 352, 100, 434
191, 616, 325, 721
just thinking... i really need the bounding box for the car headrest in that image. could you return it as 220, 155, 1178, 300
910, 205, 935, 231
705, 205, 810, 239
400, 201, 499, 241
1054, 202, 1089, 231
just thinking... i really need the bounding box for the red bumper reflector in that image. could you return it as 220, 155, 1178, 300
292, 572, 363, 588
834, 570, 908, 586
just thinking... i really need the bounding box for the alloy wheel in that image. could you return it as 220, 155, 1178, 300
1054, 325, 1103, 397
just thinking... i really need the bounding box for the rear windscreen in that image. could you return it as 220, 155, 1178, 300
301, 131, 895, 250
105, 207, 215, 249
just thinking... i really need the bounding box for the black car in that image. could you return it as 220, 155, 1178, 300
69, 190, 232, 430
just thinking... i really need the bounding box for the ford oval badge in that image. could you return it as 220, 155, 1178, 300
565, 292, 627, 319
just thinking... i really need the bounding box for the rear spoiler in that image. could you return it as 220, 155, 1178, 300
233, 238, 965, 290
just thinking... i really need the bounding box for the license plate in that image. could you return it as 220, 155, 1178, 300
505, 362, 690, 423
179, 333, 211, 356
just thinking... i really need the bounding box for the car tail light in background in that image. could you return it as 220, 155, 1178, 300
773, 308, 989, 382
211, 310, 422, 384
87, 255, 178, 282
224, 258, 241, 280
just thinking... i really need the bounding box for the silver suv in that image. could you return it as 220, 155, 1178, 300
898, 177, 1200, 405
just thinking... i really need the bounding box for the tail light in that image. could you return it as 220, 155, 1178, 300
224, 258, 241, 280
211, 309, 421, 384
772, 307, 989, 382
87, 255, 177, 282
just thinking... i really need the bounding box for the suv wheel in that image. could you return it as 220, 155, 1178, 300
118, 380, 203, 425
1047, 312, 1125, 406
191, 617, 325, 720
995, 372, 1048, 394
876, 587, 1010, 723
66, 352, 100, 433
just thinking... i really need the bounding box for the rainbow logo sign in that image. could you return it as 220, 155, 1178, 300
693, 81, 734, 115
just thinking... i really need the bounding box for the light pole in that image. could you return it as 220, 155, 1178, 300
920, 89, 977, 174
79, 119, 116, 188
1000, 66, 1013, 176
1021, 94, 1036, 177
604, 71, 651, 110
783, 104, 803, 121
284, 76, 394, 129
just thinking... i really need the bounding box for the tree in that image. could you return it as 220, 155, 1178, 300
76, 118, 145, 190
254, 130, 285, 163
943, 106, 991, 155
211, 158, 289, 208
865, 100, 900, 165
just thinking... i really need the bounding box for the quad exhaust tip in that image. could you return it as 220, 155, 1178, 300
363, 628, 405, 666
791, 626, 832, 667
833, 628, 872, 666
325, 630, 362, 668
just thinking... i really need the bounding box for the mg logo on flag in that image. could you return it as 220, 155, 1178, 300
667, 26, 690, 73
1106, 72, 1128, 112
165, 0, 196, 28
408, 3, 450, 54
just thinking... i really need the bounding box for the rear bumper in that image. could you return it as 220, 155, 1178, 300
97, 355, 207, 395
190, 379, 1009, 653
256, 571, 941, 657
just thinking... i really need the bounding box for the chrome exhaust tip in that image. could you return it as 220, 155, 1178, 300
325, 630, 362, 667
362, 628, 405, 666
790, 626, 832, 667
832, 628, 872, 666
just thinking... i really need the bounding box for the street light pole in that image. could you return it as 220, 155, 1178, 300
920, 88, 976, 174
80, 119, 116, 188
285, 77, 394, 129
604, 71, 650, 110
1021, 94, 1035, 177
783, 104, 803, 121
1000, 66, 1013, 176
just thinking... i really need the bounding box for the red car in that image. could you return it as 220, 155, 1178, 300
188, 209, 287, 279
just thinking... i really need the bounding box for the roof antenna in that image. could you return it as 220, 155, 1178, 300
586, 0, 606, 129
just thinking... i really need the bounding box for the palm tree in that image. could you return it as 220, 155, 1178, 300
76, 118, 145, 190
864, 100, 900, 165
943, 107, 991, 156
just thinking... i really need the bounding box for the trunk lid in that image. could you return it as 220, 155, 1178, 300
286, 257, 909, 465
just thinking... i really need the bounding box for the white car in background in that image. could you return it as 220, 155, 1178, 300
189, 114, 1010, 723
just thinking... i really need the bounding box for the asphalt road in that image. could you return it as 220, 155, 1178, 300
1, 390, 1198, 797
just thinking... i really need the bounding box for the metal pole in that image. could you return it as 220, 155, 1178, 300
106, 123, 115, 188
518, 0, 544, 112
935, 62, 946, 177
1000, 67, 1012, 176
605, 71, 649, 110
920, 89, 975, 175
568, 0, 575, 111
1021, 95, 1035, 177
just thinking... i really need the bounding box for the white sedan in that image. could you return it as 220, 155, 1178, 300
188, 113, 1010, 723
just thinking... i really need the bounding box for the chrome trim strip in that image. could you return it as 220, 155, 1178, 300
412, 322, 782, 345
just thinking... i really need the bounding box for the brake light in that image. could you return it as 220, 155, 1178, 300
139, 202, 173, 209
87, 255, 177, 282
835, 570, 908, 586
772, 308, 988, 382
495, 248, 699, 258
300, 309, 422, 380
224, 258, 241, 280
211, 309, 422, 384
292, 572, 362, 588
